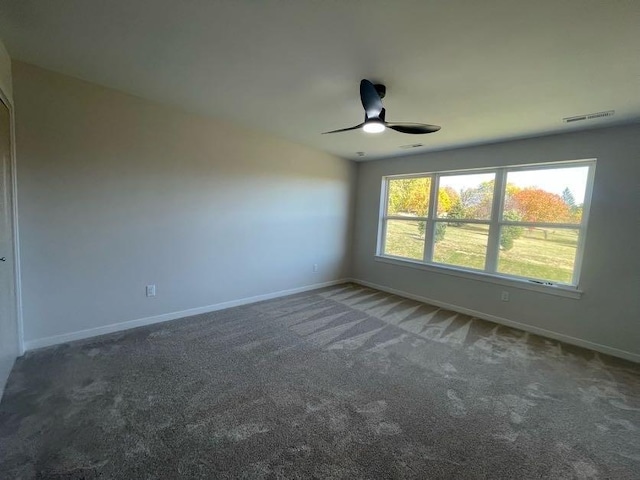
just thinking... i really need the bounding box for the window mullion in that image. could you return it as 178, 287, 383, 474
423, 174, 438, 262
499, 221, 580, 229
386, 215, 429, 221
485, 169, 506, 272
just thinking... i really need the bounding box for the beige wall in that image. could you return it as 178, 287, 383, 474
10, 58, 640, 361
13, 61, 355, 346
352, 124, 640, 361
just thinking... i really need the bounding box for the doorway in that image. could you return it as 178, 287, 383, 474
0, 95, 20, 392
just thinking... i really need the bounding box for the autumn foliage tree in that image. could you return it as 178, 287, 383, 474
511, 188, 571, 223
387, 178, 451, 241
457, 180, 495, 219
388, 178, 430, 216
418, 189, 452, 237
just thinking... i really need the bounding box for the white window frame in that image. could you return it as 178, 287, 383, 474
376, 159, 596, 299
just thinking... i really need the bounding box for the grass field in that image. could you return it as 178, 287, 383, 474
383, 220, 578, 284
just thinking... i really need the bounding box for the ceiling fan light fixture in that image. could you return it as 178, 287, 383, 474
322, 79, 440, 136
362, 120, 385, 133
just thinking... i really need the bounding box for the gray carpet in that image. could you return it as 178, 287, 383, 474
1, 283, 639, 479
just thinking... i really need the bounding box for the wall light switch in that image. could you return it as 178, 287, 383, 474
146, 284, 156, 297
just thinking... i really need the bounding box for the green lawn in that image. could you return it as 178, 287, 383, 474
434, 224, 489, 271
498, 228, 577, 283
384, 220, 578, 284
384, 220, 425, 261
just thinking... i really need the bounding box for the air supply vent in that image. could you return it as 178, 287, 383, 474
399, 143, 424, 149
563, 110, 615, 124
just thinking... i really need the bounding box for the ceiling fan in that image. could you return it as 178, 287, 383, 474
323, 79, 441, 135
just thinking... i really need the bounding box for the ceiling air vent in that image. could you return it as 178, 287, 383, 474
399, 143, 424, 149
563, 110, 615, 124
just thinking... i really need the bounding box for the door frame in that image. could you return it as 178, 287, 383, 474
0, 85, 24, 355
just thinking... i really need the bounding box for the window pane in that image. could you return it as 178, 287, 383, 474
432, 223, 489, 270
387, 177, 431, 217
497, 227, 579, 284
503, 166, 589, 224
438, 173, 495, 220
383, 219, 425, 260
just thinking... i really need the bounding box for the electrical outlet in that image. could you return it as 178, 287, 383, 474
501, 291, 509, 302
313, 264, 318, 273
146, 284, 156, 297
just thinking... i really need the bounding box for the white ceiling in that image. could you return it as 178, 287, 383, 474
1, 0, 639, 161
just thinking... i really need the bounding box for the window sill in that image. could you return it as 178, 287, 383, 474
374, 255, 583, 299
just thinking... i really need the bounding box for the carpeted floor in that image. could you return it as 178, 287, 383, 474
1, 283, 639, 479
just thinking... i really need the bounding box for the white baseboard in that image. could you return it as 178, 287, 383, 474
24, 279, 349, 351
24, 277, 639, 364
349, 278, 640, 364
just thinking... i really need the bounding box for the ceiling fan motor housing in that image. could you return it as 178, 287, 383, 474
367, 108, 386, 122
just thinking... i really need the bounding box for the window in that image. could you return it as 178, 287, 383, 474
379, 160, 595, 288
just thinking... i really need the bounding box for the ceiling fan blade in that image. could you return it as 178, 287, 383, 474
322, 123, 365, 134
360, 79, 383, 118
386, 123, 441, 134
